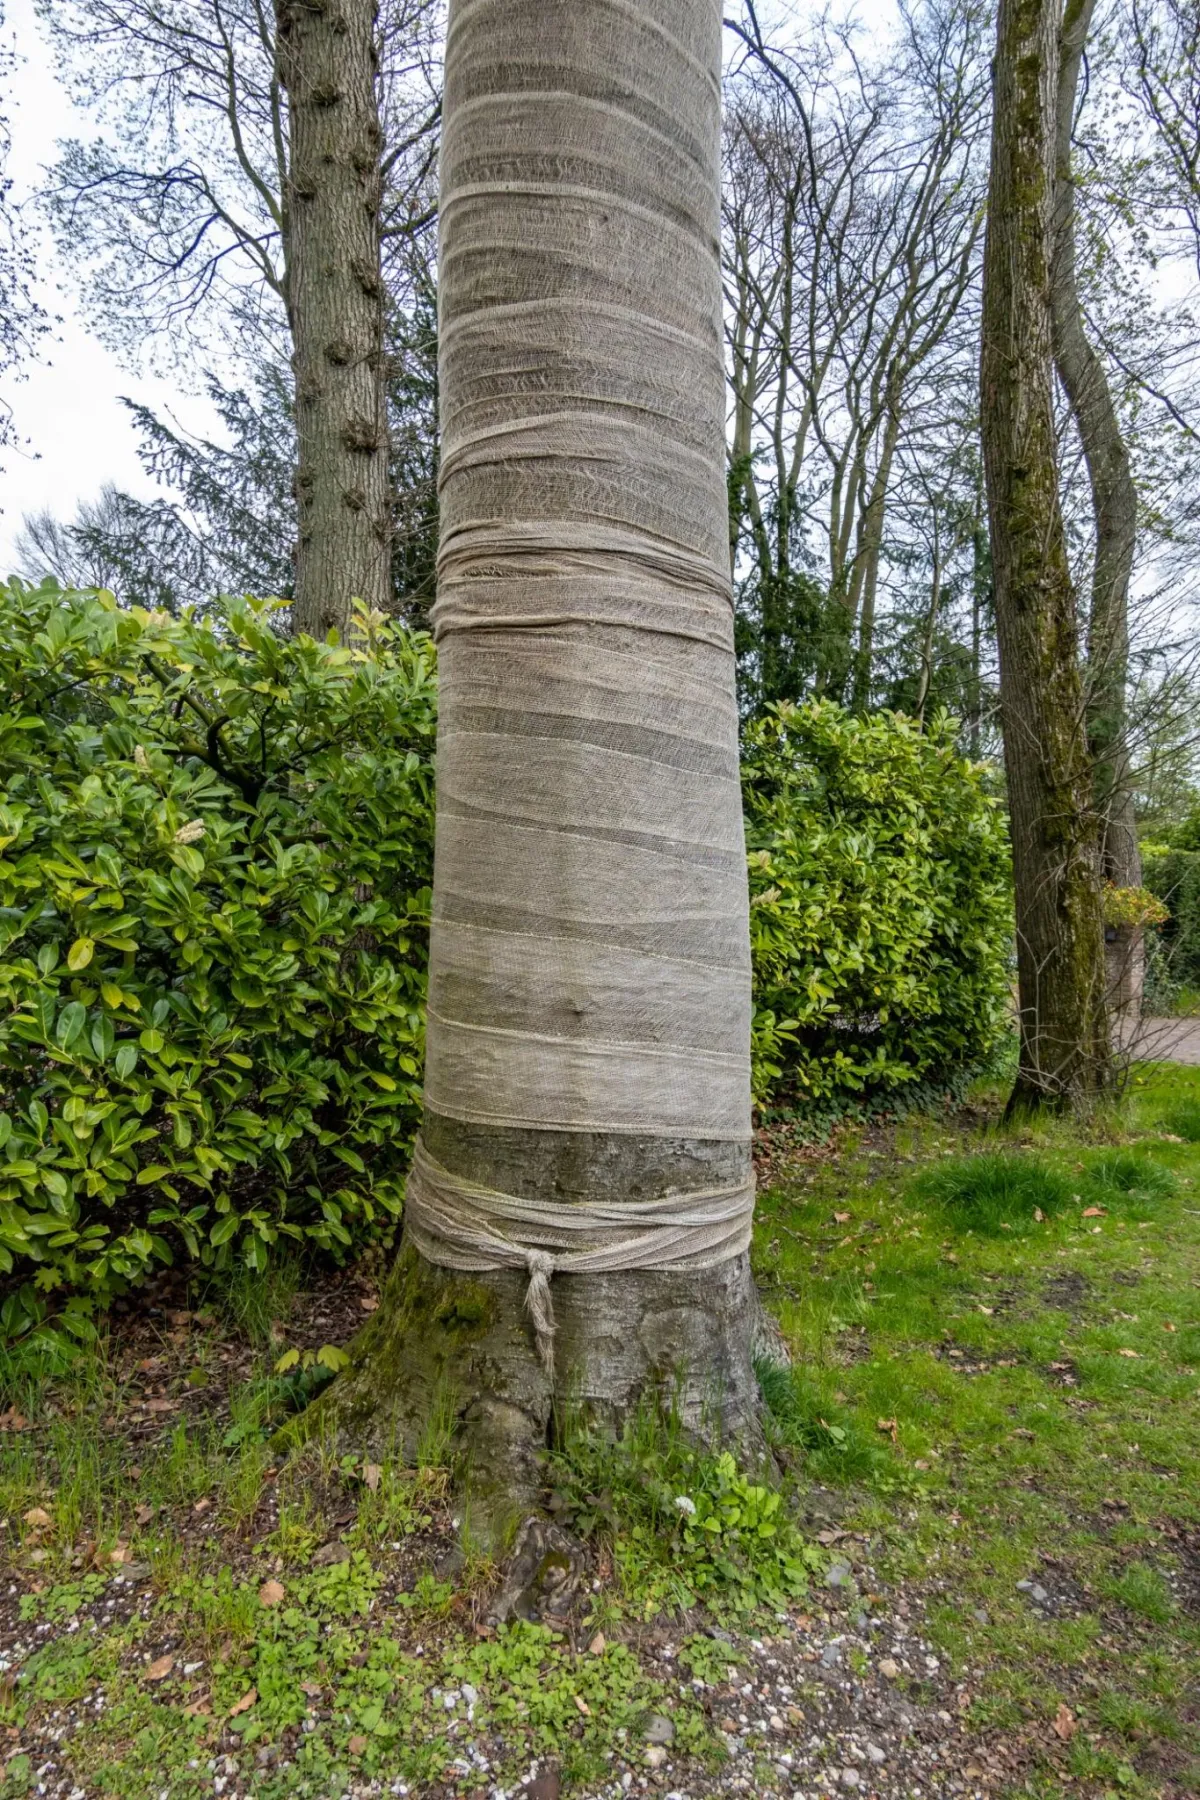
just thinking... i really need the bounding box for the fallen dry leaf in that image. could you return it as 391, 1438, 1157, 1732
572, 1692, 591, 1717
192, 1497, 212, 1513
135, 1504, 156, 1527
1052, 1702, 1077, 1741
145, 1398, 176, 1414
228, 1687, 257, 1718
258, 1579, 285, 1608
358, 1296, 379, 1313
833, 1210, 851, 1224
300, 1680, 323, 1698
1164, 1322, 1177, 1333
978, 1305, 995, 1316
145, 1656, 175, 1683
1117, 1348, 1140, 1358
0, 1408, 28, 1432
876, 1417, 899, 1442
110, 1541, 134, 1566
183, 1697, 211, 1718
347, 1734, 368, 1756
587, 1632, 606, 1655
362, 1463, 383, 1493
22, 1508, 51, 1529
1033, 1207, 1045, 1222
1081, 1206, 1106, 1219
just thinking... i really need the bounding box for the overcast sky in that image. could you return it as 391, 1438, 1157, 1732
0, 0, 219, 573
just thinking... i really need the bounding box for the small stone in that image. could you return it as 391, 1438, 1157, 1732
841, 1770, 861, 1788
821, 1642, 842, 1667
878, 1658, 899, 1680
1030, 1584, 1049, 1604
1015, 1579, 1031, 1592
769, 1714, 785, 1732
587, 1632, 606, 1656
866, 1744, 886, 1764
646, 1714, 675, 1745
311, 1542, 350, 1567
825, 1562, 853, 1588
973, 1608, 989, 1624
645, 1745, 668, 1769
460, 1682, 478, 1706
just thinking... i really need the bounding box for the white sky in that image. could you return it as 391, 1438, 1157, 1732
0, 0, 217, 572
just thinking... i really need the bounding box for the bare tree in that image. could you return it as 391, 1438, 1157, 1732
981, 0, 1110, 1112
0, 3, 50, 460
36, 0, 440, 629
723, 0, 990, 710
276, 0, 390, 635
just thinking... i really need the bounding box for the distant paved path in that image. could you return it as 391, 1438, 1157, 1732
1127, 1017, 1200, 1064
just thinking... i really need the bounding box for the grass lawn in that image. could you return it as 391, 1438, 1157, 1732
1, 1063, 1198, 1800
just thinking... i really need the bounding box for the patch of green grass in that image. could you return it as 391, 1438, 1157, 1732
755, 1062, 1200, 1791
916, 1150, 1073, 1233
755, 1354, 900, 1485
1105, 1560, 1177, 1624
1084, 1149, 1179, 1214
1157, 1094, 1200, 1141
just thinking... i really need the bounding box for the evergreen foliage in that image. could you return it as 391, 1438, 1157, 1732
743, 700, 1012, 1105
0, 581, 435, 1349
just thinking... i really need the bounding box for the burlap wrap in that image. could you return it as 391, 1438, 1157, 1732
412, 0, 752, 1356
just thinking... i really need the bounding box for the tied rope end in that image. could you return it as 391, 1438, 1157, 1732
523, 1249, 557, 1376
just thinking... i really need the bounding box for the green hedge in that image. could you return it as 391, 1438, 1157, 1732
0, 586, 1013, 1344
0, 581, 435, 1346
1143, 849, 1200, 990
743, 701, 1012, 1105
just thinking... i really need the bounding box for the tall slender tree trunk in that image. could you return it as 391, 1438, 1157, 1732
278, 0, 391, 639
318, 0, 760, 1526
980, 0, 1110, 1113
1050, 0, 1143, 1016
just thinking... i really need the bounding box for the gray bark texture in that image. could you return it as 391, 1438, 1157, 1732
980, 0, 1111, 1113
1050, 0, 1143, 1016
278, 0, 391, 638
314, 0, 761, 1528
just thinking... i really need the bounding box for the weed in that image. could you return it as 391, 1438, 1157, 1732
547, 1397, 822, 1617
196, 1252, 304, 1349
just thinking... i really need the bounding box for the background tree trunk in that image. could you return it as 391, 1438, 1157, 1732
320, 0, 760, 1524
1051, 0, 1143, 1017
278, 0, 391, 638
980, 0, 1111, 1112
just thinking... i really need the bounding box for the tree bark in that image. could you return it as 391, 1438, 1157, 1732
1050, 0, 1143, 1014
318, 0, 760, 1528
980, 0, 1111, 1113
277, 0, 391, 639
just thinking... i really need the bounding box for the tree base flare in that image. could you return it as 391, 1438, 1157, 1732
292, 1240, 765, 1545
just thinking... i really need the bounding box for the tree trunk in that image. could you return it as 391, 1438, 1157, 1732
277, 0, 391, 639
319, 0, 760, 1527
1050, 0, 1143, 1018
980, 0, 1110, 1113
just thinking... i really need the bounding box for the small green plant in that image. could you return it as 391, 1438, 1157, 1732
1102, 884, 1169, 929
548, 1399, 822, 1616
916, 1152, 1072, 1234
